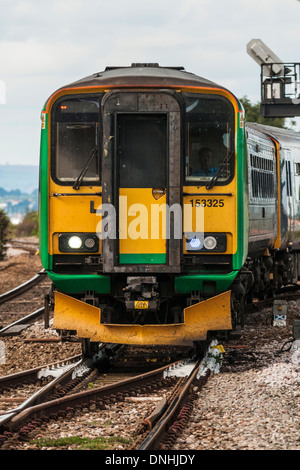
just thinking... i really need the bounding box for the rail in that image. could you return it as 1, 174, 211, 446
0, 270, 46, 304
0, 356, 87, 429
0, 307, 45, 336
137, 358, 207, 449
6, 360, 184, 433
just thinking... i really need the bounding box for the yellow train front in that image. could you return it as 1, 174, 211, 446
39, 64, 248, 351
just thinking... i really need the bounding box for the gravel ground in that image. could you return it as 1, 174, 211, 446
174, 304, 300, 451
0, 249, 299, 450
0, 252, 81, 376
0, 249, 42, 295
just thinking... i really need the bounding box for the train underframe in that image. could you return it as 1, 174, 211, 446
245, 247, 299, 300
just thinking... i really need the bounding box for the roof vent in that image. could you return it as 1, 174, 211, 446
131, 63, 159, 68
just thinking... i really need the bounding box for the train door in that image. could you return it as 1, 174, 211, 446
101, 90, 181, 273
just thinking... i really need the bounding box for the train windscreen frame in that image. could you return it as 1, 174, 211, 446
51, 96, 101, 186
184, 94, 235, 186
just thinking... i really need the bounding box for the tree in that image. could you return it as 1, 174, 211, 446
15, 211, 39, 237
0, 209, 9, 260
239, 96, 287, 128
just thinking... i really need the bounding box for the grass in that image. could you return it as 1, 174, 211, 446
30, 435, 132, 450
85, 420, 112, 428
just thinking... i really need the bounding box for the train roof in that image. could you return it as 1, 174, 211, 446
246, 122, 273, 142
246, 122, 300, 147
56, 63, 227, 91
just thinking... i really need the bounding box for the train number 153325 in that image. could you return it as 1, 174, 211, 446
189, 199, 224, 207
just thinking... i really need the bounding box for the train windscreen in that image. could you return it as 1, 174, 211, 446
184, 94, 234, 186
52, 97, 100, 185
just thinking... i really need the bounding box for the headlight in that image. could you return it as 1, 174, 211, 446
203, 236, 217, 250
189, 237, 202, 249
185, 232, 204, 251
68, 236, 83, 249
84, 237, 96, 249
59, 233, 99, 253
185, 233, 227, 253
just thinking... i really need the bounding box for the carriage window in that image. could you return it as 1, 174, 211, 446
184, 95, 234, 185
52, 98, 100, 185
295, 162, 300, 175
248, 138, 276, 199
286, 160, 292, 196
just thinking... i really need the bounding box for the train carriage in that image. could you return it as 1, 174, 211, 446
39, 64, 300, 354
248, 123, 300, 249
246, 123, 300, 294
39, 64, 249, 351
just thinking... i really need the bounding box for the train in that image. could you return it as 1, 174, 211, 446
38, 64, 300, 355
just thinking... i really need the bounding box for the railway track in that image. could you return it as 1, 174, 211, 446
0, 270, 46, 305
0, 258, 299, 451
135, 356, 213, 450
0, 341, 221, 450
0, 296, 298, 450
0, 269, 52, 336
0, 354, 86, 428
5, 238, 39, 256
246, 284, 300, 312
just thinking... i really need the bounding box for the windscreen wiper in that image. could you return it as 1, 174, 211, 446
206, 150, 234, 190
73, 147, 98, 190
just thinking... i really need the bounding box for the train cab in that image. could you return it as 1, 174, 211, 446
39, 65, 249, 348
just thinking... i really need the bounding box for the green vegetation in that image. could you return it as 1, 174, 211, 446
86, 420, 112, 427
9, 211, 39, 238
30, 435, 132, 450
0, 208, 9, 260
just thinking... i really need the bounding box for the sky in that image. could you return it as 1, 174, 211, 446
0, 0, 300, 167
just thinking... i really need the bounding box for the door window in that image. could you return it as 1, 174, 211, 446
117, 114, 167, 188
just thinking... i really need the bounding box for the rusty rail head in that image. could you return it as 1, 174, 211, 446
137, 358, 203, 450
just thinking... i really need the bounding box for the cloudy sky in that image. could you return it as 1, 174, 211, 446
0, 0, 300, 166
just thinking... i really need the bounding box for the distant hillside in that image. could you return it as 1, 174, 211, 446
0, 165, 39, 193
